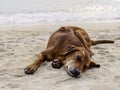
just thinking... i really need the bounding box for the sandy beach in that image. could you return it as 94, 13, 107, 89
0, 20, 120, 90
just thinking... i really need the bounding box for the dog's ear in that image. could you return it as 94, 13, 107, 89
66, 45, 76, 52
63, 45, 78, 56
88, 61, 100, 69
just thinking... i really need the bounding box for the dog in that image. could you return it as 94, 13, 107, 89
24, 26, 114, 77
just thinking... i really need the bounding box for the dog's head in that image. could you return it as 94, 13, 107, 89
52, 45, 100, 78
61, 45, 89, 77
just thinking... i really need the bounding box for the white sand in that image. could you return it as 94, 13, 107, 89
0, 20, 120, 90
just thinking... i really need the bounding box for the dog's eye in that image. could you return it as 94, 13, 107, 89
75, 56, 82, 62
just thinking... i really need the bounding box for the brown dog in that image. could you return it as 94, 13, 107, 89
24, 26, 114, 77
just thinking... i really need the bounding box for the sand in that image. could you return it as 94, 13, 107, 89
0, 20, 120, 90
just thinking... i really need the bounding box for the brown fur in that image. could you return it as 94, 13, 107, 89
24, 26, 114, 77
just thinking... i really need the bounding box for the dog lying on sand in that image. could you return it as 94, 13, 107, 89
24, 26, 114, 77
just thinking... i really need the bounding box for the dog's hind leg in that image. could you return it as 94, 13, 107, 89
74, 30, 94, 56
24, 53, 45, 74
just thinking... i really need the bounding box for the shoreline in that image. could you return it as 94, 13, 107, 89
0, 19, 120, 31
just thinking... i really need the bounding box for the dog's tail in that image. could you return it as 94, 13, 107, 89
91, 40, 114, 45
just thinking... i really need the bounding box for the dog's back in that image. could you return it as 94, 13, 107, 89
47, 26, 90, 48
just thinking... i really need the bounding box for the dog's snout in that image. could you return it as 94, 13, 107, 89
70, 68, 80, 76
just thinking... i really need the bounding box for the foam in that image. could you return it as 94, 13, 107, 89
0, 6, 120, 24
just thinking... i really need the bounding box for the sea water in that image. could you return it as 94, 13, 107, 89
0, 0, 120, 24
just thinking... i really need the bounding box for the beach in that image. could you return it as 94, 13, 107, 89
0, 20, 120, 90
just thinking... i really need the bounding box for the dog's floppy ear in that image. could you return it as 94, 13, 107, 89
63, 45, 78, 56
88, 61, 100, 69
66, 45, 76, 52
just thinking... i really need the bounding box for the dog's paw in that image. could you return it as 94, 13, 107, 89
24, 64, 38, 74
52, 59, 63, 69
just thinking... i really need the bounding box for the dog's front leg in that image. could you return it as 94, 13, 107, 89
24, 53, 45, 74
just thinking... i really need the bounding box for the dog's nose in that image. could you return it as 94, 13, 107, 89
70, 68, 80, 76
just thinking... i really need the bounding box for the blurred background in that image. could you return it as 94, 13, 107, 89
0, 0, 120, 24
